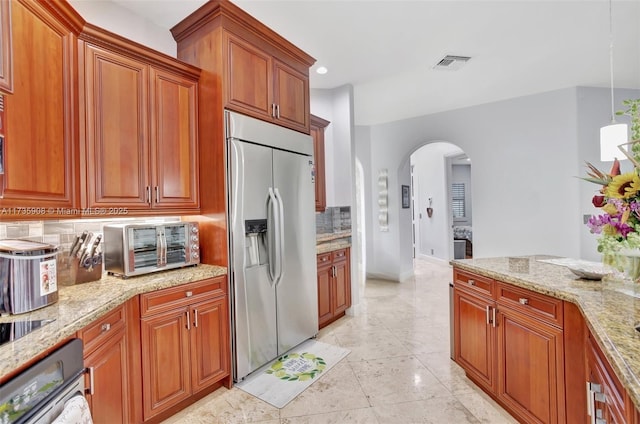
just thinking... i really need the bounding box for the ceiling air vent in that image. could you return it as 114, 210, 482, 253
433, 55, 471, 71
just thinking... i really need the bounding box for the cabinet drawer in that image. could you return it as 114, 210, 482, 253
140, 276, 226, 317
78, 305, 126, 356
317, 253, 331, 265
453, 269, 494, 298
496, 282, 563, 328
332, 249, 348, 262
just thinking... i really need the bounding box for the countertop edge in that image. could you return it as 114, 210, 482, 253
0, 264, 227, 381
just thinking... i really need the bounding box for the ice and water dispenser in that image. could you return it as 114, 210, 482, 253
245, 219, 268, 267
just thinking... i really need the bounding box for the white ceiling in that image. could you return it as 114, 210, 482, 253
111, 0, 640, 125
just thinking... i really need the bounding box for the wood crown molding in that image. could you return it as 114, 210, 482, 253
311, 114, 330, 129
79, 22, 201, 79
171, 0, 315, 67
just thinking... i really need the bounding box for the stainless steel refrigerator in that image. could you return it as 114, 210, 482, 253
226, 110, 318, 382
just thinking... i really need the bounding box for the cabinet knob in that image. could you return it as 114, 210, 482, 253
100, 323, 111, 332
185, 291, 193, 297
468, 280, 475, 286
518, 297, 529, 305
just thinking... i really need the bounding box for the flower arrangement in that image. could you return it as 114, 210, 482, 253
584, 99, 640, 271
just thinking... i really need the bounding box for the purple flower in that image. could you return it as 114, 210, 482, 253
587, 215, 610, 234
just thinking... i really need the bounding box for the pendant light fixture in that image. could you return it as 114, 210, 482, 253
600, 0, 628, 162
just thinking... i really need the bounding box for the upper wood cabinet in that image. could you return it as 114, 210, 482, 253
172, 0, 315, 134
311, 114, 330, 212
0, 0, 82, 218
223, 31, 310, 133
0, 1, 12, 94
79, 26, 200, 214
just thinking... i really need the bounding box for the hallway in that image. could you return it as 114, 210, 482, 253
162, 259, 517, 423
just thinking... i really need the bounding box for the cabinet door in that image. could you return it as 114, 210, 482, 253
84, 328, 129, 424
224, 32, 272, 120
1, 0, 76, 211
141, 307, 191, 420
587, 334, 627, 424
453, 289, 495, 392
0, 0, 12, 93
317, 261, 333, 328
333, 259, 351, 316
190, 296, 229, 394
83, 43, 150, 209
497, 307, 564, 424
150, 68, 199, 210
311, 114, 329, 212
273, 59, 309, 133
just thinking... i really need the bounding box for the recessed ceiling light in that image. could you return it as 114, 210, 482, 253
316, 66, 328, 75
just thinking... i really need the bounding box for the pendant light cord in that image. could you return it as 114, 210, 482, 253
609, 0, 616, 124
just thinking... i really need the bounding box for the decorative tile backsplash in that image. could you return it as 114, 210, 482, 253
316, 206, 351, 234
0, 217, 179, 285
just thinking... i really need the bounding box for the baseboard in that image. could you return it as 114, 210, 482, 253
365, 271, 400, 282
398, 269, 414, 282
416, 254, 450, 265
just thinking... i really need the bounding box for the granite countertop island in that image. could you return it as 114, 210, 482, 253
451, 255, 640, 411
0, 264, 227, 380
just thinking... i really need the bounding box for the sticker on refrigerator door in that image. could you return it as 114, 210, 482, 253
309, 160, 315, 183
39, 259, 57, 296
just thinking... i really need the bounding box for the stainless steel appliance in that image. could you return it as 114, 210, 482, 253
103, 222, 200, 278
0, 240, 59, 315
226, 110, 318, 382
0, 338, 87, 424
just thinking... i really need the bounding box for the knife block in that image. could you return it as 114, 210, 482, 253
69, 255, 103, 284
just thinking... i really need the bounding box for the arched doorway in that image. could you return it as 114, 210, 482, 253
408, 142, 472, 262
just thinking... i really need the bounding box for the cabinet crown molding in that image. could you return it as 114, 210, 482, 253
171, 0, 315, 67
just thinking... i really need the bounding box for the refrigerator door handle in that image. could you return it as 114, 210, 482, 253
274, 188, 285, 285
267, 187, 279, 284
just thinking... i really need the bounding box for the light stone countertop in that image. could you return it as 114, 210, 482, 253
451, 256, 640, 411
316, 231, 351, 254
0, 264, 227, 380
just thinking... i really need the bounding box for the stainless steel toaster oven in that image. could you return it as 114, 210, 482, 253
103, 222, 200, 278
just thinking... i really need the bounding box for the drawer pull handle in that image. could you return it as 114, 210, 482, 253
518, 298, 529, 305
86, 367, 95, 395
100, 323, 111, 333
468, 280, 475, 286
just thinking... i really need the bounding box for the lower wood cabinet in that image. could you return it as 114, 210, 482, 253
317, 248, 351, 329
586, 330, 634, 424
496, 303, 565, 424
453, 267, 640, 424
77, 303, 132, 424
139, 276, 229, 421
453, 288, 496, 392
453, 269, 566, 423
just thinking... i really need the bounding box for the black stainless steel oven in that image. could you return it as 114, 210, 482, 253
0, 338, 87, 424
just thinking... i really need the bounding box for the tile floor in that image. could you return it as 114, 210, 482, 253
161, 259, 518, 423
